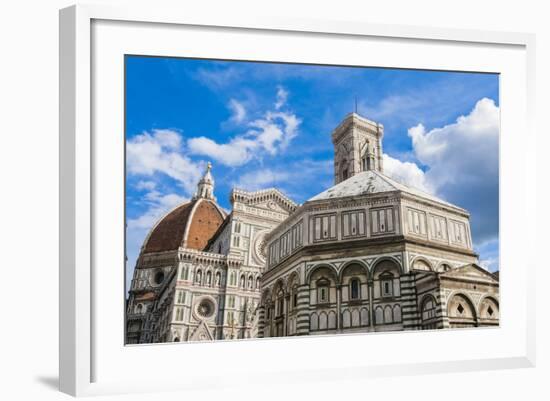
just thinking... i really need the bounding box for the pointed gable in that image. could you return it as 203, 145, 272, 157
440, 263, 499, 284
189, 321, 214, 341
231, 188, 297, 214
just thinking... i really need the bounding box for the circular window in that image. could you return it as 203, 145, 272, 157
253, 231, 268, 263
196, 298, 215, 319
154, 271, 165, 285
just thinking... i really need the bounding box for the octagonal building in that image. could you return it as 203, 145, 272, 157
258, 113, 499, 337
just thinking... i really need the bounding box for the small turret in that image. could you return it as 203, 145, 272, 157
194, 162, 216, 201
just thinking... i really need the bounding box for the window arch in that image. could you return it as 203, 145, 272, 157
448, 293, 477, 328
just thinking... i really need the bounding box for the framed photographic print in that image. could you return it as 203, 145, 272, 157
59, 4, 536, 397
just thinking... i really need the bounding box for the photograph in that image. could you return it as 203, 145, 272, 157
124, 56, 500, 344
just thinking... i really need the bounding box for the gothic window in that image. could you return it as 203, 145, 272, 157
350, 278, 360, 300
240, 274, 246, 289
206, 271, 212, 286
233, 236, 240, 247
195, 270, 202, 285
380, 273, 394, 298
177, 290, 186, 304
215, 272, 221, 286
234, 222, 241, 233
135, 303, 143, 314
248, 275, 254, 289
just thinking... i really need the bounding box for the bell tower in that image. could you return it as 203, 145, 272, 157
331, 113, 384, 184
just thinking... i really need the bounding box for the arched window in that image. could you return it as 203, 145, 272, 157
206, 271, 212, 286
317, 279, 330, 304
277, 291, 285, 317
136, 303, 143, 314
215, 272, 221, 286
350, 278, 360, 300
240, 274, 246, 288
380, 272, 394, 298
195, 270, 202, 285
248, 275, 254, 289
256, 277, 260, 289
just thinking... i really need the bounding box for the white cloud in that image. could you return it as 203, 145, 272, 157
234, 169, 290, 191
134, 180, 156, 191
187, 136, 255, 166
233, 159, 333, 197
194, 66, 242, 89
275, 86, 288, 110
408, 98, 500, 244
126, 129, 202, 194
382, 98, 499, 246
383, 154, 433, 193
188, 89, 301, 166
128, 191, 188, 230
479, 257, 498, 272
228, 99, 246, 123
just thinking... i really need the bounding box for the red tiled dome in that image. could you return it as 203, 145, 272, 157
142, 198, 226, 254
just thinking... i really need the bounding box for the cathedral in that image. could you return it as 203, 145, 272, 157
126, 112, 499, 344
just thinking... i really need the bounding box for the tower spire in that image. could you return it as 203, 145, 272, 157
194, 162, 216, 201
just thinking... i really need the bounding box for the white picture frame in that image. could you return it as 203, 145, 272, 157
59, 4, 536, 397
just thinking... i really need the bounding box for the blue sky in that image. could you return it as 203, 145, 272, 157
125, 56, 500, 285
